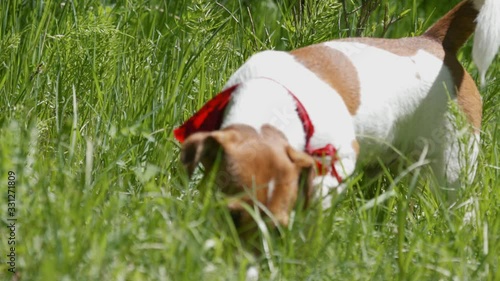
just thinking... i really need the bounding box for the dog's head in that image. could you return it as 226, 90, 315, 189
180, 124, 315, 228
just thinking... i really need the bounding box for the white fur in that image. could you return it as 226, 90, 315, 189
222, 78, 305, 149
313, 176, 345, 209
438, 116, 481, 188
222, 50, 357, 171
472, 0, 500, 85
323, 42, 454, 164
324, 42, 484, 188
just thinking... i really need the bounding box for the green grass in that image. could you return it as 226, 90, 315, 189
0, 0, 498, 280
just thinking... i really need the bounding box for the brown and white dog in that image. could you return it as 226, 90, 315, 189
175, 0, 499, 227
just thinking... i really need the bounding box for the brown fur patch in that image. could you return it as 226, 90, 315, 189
444, 56, 482, 131
423, 0, 478, 54
291, 45, 361, 115
180, 124, 315, 227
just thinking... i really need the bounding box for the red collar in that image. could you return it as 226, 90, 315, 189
173, 79, 342, 183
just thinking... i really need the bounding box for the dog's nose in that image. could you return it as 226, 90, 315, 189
230, 209, 242, 228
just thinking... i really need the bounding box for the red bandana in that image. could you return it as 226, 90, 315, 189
173, 81, 342, 183
173, 84, 238, 143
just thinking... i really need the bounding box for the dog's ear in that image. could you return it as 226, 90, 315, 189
286, 145, 316, 209
286, 145, 314, 168
262, 146, 316, 226
180, 131, 233, 177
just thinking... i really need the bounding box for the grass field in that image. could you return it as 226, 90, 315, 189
0, 0, 498, 280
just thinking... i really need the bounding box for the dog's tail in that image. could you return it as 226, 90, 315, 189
424, 0, 500, 85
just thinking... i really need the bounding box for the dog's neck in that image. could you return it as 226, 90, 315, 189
220, 78, 307, 150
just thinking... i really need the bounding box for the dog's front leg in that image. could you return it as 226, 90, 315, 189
312, 140, 358, 209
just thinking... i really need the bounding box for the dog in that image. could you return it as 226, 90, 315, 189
174, 0, 499, 228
